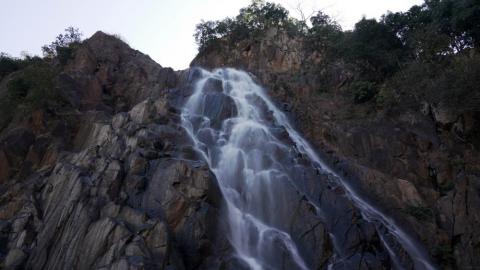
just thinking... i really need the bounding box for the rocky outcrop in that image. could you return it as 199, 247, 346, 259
194, 28, 305, 73
63, 31, 178, 111
192, 27, 480, 269
19, 102, 222, 270
0, 32, 224, 270
1, 27, 478, 269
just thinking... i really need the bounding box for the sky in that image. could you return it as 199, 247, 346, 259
0, 0, 423, 70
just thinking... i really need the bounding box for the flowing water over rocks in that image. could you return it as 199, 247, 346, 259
181, 68, 437, 270
2, 31, 478, 270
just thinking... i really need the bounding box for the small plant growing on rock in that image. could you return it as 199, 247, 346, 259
402, 204, 434, 222
439, 181, 455, 195
433, 245, 455, 267
349, 81, 378, 104
450, 157, 465, 168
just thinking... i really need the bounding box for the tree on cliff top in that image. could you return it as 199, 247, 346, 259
194, 0, 301, 51
42, 27, 83, 64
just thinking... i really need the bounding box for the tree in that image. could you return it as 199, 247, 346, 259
42, 27, 83, 63
236, 0, 289, 32
306, 11, 343, 56
194, 20, 220, 49
0, 53, 20, 79
193, 1, 302, 51
343, 18, 405, 80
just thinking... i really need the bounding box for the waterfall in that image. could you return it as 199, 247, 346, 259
181, 68, 436, 270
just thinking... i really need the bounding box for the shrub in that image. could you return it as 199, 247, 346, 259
194, 0, 303, 51
433, 245, 455, 266
350, 81, 378, 104
6, 77, 31, 101
439, 181, 455, 195
383, 52, 480, 113
0, 53, 21, 79
306, 11, 343, 59
0, 62, 65, 131
342, 18, 405, 81
450, 157, 466, 167
402, 204, 434, 221
42, 27, 82, 64
17, 64, 61, 109
375, 85, 396, 107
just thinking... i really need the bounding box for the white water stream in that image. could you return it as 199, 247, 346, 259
181, 68, 436, 270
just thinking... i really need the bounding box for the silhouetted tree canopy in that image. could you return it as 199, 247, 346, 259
42, 27, 83, 64
194, 0, 301, 50
194, 0, 480, 110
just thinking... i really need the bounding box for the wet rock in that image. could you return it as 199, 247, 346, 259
128, 155, 148, 175
77, 218, 117, 269
2, 26, 477, 270
129, 99, 156, 124
203, 93, 237, 128
203, 77, 223, 93
0, 32, 218, 270
4, 248, 26, 269
192, 26, 480, 269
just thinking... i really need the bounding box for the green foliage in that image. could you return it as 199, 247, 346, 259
451, 0, 480, 47
193, 20, 231, 51
439, 181, 455, 195
42, 27, 82, 64
7, 77, 31, 102
431, 54, 480, 112
450, 156, 466, 167
349, 81, 378, 104
0, 53, 43, 80
382, 0, 480, 59
0, 62, 65, 131
0, 28, 81, 131
306, 12, 343, 58
194, 0, 302, 51
15, 64, 61, 109
402, 204, 434, 221
236, 0, 289, 31
0, 53, 21, 80
385, 52, 480, 113
433, 245, 456, 266
194, 0, 480, 64
375, 85, 396, 107
342, 18, 405, 81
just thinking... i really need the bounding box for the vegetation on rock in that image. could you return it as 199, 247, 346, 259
0, 27, 80, 131
41, 27, 83, 64
194, 0, 480, 109
192, 1, 480, 268
194, 0, 303, 51
402, 204, 434, 221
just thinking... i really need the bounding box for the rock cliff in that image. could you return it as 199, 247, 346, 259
192, 27, 480, 269
0, 32, 223, 270
0, 27, 479, 270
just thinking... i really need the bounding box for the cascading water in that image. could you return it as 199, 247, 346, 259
181, 68, 437, 270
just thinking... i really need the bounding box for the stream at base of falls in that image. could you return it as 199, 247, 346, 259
181, 68, 437, 270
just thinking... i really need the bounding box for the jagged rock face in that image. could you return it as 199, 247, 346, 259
192, 29, 480, 269
0, 32, 343, 270
0, 32, 227, 270
63, 31, 177, 111
1, 29, 479, 269
193, 28, 305, 74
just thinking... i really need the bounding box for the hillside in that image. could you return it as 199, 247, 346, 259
0, 1, 479, 269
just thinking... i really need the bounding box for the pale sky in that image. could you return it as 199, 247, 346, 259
0, 0, 423, 70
